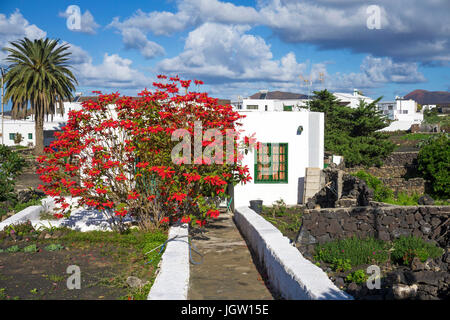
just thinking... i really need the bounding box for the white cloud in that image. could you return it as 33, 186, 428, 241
112, 0, 449, 64
109, 0, 260, 36
59, 9, 100, 34
0, 10, 47, 63
120, 27, 165, 59
158, 23, 306, 83
69, 51, 152, 89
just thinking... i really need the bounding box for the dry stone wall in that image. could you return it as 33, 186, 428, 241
297, 205, 450, 248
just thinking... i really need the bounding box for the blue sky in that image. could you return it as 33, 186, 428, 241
1, 0, 449, 107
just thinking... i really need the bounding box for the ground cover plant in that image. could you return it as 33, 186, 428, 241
260, 200, 303, 240
0, 221, 167, 300
37, 76, 254, 232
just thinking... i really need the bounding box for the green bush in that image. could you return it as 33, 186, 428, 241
346, 269, 368, 284
417, 134, 450, 198
0, 144, 27, 177
384, 192, 421, 206
306, 90, 395, 167
353, 170, 394, 202
331, 258, 352, 272
391, 236, 444, 265
314, 237, 390, 267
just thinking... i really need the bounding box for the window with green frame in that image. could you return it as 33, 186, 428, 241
9, 133, 15, 140
255, 143, 288, 183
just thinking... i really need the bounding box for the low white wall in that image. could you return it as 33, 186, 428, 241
147, 223, 190, 300
0, 197, 55, 231
234, 206, 352, 300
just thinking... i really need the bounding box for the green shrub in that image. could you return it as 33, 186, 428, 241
346, 269, 368, 284
314, 237, 389, 266
417, 134, 450, 198
391, 236, 444, 265
353, 170, 394, 202
6, 245, 20, 253
0, 144, 27, 177
331, 258, 352, 272
23, 244, 38, 253
384, 192, 420, 206
44, 244, 64, 251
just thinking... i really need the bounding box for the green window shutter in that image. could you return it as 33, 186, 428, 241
9, 133, 15, 140
254, 143, 288, 184
283, 105, 293, 111
28, 133, 33, 140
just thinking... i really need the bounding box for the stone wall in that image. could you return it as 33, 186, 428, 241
297, 205, 450, 248
379, 177, 425, 196
382, 151, 419, 167
345, 151, 425, 196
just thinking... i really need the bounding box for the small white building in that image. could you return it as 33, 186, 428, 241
378, 97, 423, 131
333, 89, 375, 109
233, 90, 309, 112
0, 101, 83, 147
234, 110, 324, 208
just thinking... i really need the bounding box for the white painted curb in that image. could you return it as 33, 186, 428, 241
148, 223, 190, 300
0, 197, 55, 231
234, 206, 353, 300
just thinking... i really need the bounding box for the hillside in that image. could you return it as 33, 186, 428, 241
404, 89, 450, 105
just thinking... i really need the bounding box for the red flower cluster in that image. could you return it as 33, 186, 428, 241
36, 75, 253, 230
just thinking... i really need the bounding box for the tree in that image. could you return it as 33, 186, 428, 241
3, 38, 77, 155
306, 90, 395, 167
417, 134, 450, 198
37, 76, 253, 232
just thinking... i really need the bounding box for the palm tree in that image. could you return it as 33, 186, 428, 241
3, 38, 77, 154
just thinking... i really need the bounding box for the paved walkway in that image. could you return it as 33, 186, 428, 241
188, 210, 274, 300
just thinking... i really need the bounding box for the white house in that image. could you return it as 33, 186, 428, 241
378, 97, 423, 131
0, 101, 83, 147
333, 89, 375, 109
233, 90, 309, 112
234, 110, 324, 207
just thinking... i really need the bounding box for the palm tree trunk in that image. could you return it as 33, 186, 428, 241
34, 113, 44, 155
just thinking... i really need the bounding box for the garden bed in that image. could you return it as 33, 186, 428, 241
259, 205, 449, 300
0, 221, 167, 300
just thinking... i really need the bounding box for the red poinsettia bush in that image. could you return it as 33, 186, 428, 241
37, 76, 254, 232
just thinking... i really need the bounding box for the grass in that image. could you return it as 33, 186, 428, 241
314, 237, 390, 267
399, 133, 433, 141
352, 170, 448, 205
260, 202, 303, 239
391, 236, 444, 265
313, 236, 444, 270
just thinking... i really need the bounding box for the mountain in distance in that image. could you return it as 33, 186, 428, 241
404, 89, 450, 105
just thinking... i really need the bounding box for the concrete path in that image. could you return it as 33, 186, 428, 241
188, 210, 275, 300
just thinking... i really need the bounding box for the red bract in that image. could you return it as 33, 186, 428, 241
37, 75, 253, 232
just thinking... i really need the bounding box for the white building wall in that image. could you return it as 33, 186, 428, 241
333, 92, 374, 109
234, 111, 324, 207
0, 102, 83, 147
241, 99, 308, 111
378, 99, 423, 131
